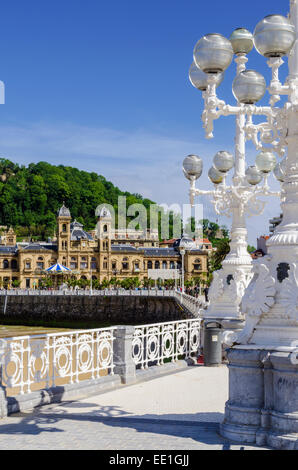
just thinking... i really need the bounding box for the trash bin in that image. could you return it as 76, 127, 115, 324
203, 321, 222, 367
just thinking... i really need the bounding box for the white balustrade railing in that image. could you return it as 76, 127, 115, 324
132, 318, 202, 369
0, 316, 204, 399
0, 327, 116, 396
0, 289, 178, 297
175, 291, 206, 317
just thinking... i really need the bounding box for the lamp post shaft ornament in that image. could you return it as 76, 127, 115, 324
187, 0, 298, 449
186, 31, 281, 326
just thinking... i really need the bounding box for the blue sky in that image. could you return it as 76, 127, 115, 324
0, 0, 290, 244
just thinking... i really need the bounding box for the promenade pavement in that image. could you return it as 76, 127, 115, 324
0, 365, 269, 450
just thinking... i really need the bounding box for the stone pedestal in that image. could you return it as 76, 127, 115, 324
221, 348, 298, 450
113, 325, 136, 385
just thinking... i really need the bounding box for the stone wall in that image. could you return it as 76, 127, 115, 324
0, 295, 188, 325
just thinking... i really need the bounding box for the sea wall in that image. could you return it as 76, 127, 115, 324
0, 295, 188, 325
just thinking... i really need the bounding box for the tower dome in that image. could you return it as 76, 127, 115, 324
173, 236, 196, 251
95, 206, 112, 219
58, 204, 71, 218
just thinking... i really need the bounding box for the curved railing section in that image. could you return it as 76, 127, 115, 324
132, 319, 202, 369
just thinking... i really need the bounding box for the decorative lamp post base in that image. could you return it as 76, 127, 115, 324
220, 347, 298, 450
203, 259, 252, 328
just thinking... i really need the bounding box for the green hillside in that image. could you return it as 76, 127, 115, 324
0, 158, 156, 240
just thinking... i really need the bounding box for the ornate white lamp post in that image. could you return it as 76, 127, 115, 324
187, 1, 298, 449
180, 247, 186, 293
184, 27, 281, 327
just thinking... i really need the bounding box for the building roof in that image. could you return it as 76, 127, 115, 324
95, 206, 112, 219
70, 220, 93, 241
58, 204, 71, 218
111, 245, 139, 253
173, 237, 196, 250
143, 248, 180, 258
159, 239, 177, 245
21, 243, 57, 252
0, 246, 18, 254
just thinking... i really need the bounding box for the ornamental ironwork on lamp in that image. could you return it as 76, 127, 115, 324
183, 15, 295, 322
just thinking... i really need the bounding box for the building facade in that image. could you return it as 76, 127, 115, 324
0, 205, 209, 288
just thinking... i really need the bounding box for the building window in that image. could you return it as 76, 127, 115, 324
103, 262, 108, 269
162, 261, 167, 269
147, 261, 152, 269
62, 224, 67, 232
26, 278, 30, 288
170, 261, 175, 269
112, 262, 117, 270
194, 259, 202, 271
11, 259, 18, 270
3, 260, 9, 269
25, 261, 31, 270
155, 261, 160, 269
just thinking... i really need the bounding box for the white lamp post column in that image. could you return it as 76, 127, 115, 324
186, 2, 298, 448
185, 37, 280, 328
219, 3, 298, 450
180, 248, 185, 293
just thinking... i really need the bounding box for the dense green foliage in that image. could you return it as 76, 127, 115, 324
0, 158, 187, 241
0, 158, 160, 239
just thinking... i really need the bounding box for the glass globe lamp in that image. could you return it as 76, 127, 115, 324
193, 33, 234, 74
213, 150, 234, 173
273, 162, 285, 182
183, 155, 203, 180
230, 28, 254, 55
189, 62, 224, 91
254, 15, 295, 58
255, 151, 277, 173
208, 166, 224, 184
246, 166, 263, 185
232, 70, 266, 104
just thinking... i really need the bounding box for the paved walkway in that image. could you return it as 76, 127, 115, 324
0, 366, 269, 450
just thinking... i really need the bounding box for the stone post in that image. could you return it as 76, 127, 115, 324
262, 352, 298, 450
113, 325, 136, 385
0, 386, 7, 419
220, 349, 265, 444
0, 363, 7, 419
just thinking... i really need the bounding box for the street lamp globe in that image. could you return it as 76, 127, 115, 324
213, 150, 234, 173
183, 155, 203, 180
230, 28, 254, 55
253, 15, 295, 58
232, 70, 266, 104
189, 62, 224, 91
208, 166, 224, 184
273, 161, 285, 182
193, 33, 234, 74
255, 150, 277, 173
246, 166, 263, 185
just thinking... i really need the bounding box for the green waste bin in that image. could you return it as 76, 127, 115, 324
203, 321, 222, 367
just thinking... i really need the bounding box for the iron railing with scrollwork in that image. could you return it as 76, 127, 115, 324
132, 319, 202, 369
0, 316, 204, 401
0, 327, 116, 396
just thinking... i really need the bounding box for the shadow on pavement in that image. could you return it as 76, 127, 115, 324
0, 400, 233, 448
